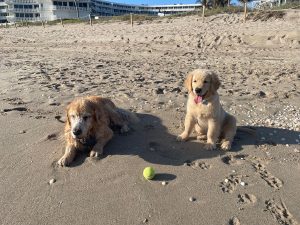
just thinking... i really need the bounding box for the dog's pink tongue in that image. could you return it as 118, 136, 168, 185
194, 95, 203, 104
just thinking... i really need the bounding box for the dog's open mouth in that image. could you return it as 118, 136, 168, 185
194, 95, 203, 104
194, 92, 208, 104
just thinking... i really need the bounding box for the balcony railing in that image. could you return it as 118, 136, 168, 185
5, 0, 37, 4
8, 7, 39, 12
6, 16, 41, 22
50, 5, 90, 11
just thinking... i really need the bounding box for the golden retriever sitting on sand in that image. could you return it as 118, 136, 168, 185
58, 96, 138, 166
177, 69, 237, 151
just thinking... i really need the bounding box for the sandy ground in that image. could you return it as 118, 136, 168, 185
0, 10, 300, 225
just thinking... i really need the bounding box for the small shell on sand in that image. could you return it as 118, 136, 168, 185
49, 178, 56, 185
240, 181, 245, 186
162, 181, 167, 186
189, 197, 196, 202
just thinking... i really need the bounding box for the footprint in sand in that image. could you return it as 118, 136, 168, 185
222, 154, 248, 165
229, 216, 241, 225
3, 107, 28, 112
220, 174, 248, 194
251, 160, 283, 190
238, 193, 257, 205
265, 199, 298, 225
191, 160, 211, 170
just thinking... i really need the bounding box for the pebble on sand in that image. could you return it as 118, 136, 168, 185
240, 181, 246, 186
162, 181, 168, 186
49, 178, 56, 185
189, 197, 196, 202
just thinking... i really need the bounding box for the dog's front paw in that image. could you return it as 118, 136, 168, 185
57, 156, 71, 167
221, 141, 231, 151
120, 124, 130, 134
205, 143, 216, 150
90, 150, 102, 158
177, 133, 189, 142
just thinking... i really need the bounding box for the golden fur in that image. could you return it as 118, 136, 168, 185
178, 69, 237, 150
58, 96, 134, 166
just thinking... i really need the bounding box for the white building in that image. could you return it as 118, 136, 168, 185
1, 0, 201, 23
4, 0, 90, 22
0, 0, 8, 23
91, 0, 202, 16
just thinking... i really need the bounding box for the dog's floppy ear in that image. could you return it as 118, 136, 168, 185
184, 72, 193, 93
210, 71, 221, 92
94, 107, 102, 123
91, 103, 105, 124
65, 103, 72, 126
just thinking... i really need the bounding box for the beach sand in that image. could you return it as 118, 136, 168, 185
0, 10, 300, 225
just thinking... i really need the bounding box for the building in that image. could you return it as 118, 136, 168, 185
0, 0, 8, 23
4, 0, 90, 23
1, 0, 201, 23
91, 0, 202, 17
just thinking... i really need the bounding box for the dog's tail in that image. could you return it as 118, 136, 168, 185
116, 108, 139, 124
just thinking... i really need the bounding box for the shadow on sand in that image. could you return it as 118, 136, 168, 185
70, 113, 300, 167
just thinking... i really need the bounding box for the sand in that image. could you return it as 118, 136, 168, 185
0, 10, 300, 225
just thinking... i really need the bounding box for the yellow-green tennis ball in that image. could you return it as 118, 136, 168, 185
143, 167, 155, 180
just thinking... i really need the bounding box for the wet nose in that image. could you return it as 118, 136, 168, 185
73, 128, 82, 136
195, 88, 202, 94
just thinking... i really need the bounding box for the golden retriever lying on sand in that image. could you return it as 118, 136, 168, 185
178, 69, 237, 151
58, 96, 138, 166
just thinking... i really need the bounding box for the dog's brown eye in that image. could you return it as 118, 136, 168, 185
204, 80, 208, 83
193, 80, 197, 83
83, 116, 90, 121
70, 115, 75, 119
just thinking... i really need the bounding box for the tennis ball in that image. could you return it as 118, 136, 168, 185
143, 167, 155, 180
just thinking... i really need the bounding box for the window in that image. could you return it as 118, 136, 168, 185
34, 4, 39, 8
53, 1, 58, 5
35, 13, 40, 17
24, 5, 33, 9
78, 2, 87, 7
58, 1, 62, 6
69, 2, 74, 6
63, 2, 67, 6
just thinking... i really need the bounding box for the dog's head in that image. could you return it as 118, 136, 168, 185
66, 98, 101, 140
184, 69, 220, 103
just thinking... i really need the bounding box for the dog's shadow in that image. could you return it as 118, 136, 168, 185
70, 113, 299, 167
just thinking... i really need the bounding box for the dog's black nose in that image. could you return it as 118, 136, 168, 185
73, 128, 82, 136
195, 88, 202, 94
